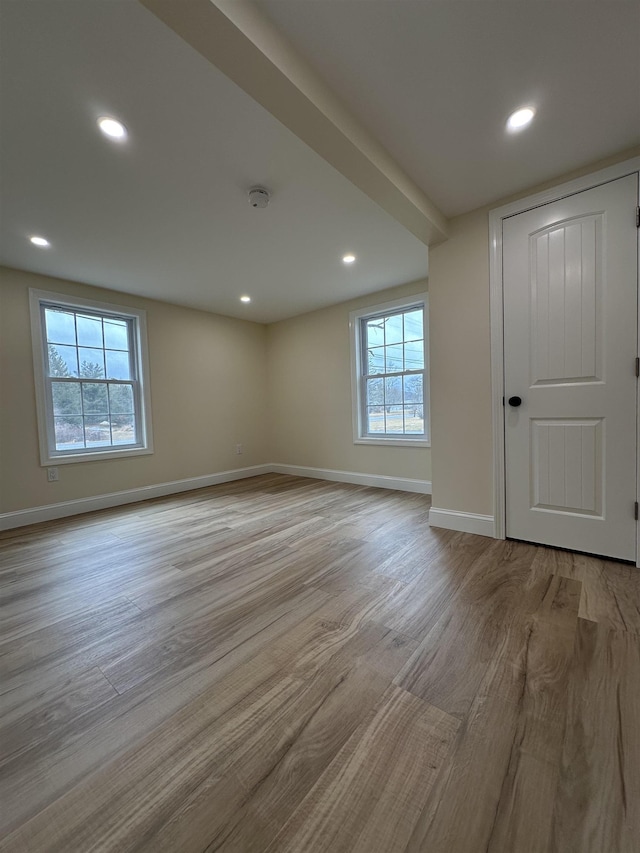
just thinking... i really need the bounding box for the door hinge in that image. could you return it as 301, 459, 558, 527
637, 206, 640, 228
635, 501, 638, 521
636, 357, 639, 377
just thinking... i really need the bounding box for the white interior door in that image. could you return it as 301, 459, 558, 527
503, 174, 638, 561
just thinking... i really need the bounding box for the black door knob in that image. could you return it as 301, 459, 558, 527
508, 396, 522, 407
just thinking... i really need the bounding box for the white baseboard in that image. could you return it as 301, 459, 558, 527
271, 463, 431, 495
0, 464, 273, 531
429, 507, 495, 537
0, 463, 432, 531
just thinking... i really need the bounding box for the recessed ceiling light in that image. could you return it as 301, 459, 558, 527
240, 295, 251, 303
342, 254, 356, 264
506, 107, 535, 133
29, 235, 50, 248
98, 116, 128, 141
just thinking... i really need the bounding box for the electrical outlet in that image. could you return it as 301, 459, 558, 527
236, 444, 243, 455
47, 467, 59, 482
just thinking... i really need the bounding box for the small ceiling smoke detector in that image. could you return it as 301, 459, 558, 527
248, 186, 271, 209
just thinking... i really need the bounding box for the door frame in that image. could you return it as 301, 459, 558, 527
488, 156, 640, 563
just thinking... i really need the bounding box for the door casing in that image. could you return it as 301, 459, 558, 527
489, 156, 640, 566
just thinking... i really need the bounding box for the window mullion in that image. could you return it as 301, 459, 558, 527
73, 310, 79, 376
127, 318, 136, 383
78, 379, 87, 448
44, 374, 56, 455
363, 369, 422, 380
50, 376, 121, 384
106, 378, 114, 446
133, 378, 142, 445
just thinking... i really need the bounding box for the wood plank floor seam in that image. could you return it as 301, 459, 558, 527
1, 474, 638, 852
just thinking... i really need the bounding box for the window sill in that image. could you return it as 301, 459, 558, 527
353, 437, 430, 448
41, 445, 154, 466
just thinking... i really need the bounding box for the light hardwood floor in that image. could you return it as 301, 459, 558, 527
1, 474, 639, 852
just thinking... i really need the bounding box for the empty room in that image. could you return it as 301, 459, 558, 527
1, 1, 639, 851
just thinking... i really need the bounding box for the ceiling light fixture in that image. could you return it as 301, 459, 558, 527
240, 295, 251, 303
506, 107, 535, 133
342, 254, 356, 264
98, 116, 128, 141
29, 235, 50, 247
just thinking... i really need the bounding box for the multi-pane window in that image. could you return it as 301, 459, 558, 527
351, 297, 429, 444
30, 290, 153, 464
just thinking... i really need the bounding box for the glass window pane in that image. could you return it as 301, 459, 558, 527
52, 381, 82, 416
366, 318, 384, 348
45, 309, 76, 345
103, 319, 129, 351
404, 309, 423, 341
366, 407, 385, 433
54, 416, 84, 450
76, 314, 103, 348
48, 344, 78, 377
404, 405, 424, 434
366, 347, 385, 375
385, 345, 403, 373
404, 340, 424, 371
78, 348, 105, 378
366, 377, 384, 407
403, 374, 423, 404
82, 383, 108, 414
108, 383, 134, 414
84, 416, 112, 447
384, 406, 404, 433
111, 413, 137, 445
106, 350, 131, 380
384, 313, 403, 345
384, 375, 402, 405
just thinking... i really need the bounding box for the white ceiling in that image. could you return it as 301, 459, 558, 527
260, 0, 640, 217
0, 0, 427, 323
1, 0, 638, 322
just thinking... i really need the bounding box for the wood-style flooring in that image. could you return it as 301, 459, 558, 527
1, 474, 639, 852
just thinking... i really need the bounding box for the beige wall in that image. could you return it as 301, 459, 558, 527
429, 210, 493, 514
267, 280, 431, 483
0, 267, 269, 513
428, 145, 640, 517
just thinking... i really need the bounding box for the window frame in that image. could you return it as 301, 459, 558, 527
349, 293, 430, 447
29, 288, 154, 466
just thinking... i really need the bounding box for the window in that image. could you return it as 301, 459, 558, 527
30, 289, 153, 465
350, 294, 429, 446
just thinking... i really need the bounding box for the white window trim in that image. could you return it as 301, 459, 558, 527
349, 293, 430, 448
29, 288, 154, 466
